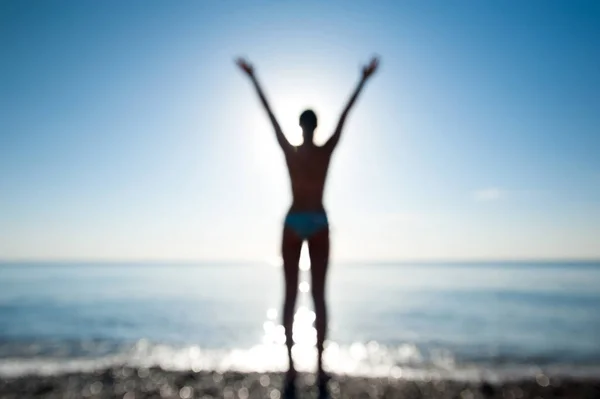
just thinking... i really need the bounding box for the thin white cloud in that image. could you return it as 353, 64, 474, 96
473, 187, 506, 201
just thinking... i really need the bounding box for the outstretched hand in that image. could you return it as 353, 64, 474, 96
235, 57, 254, 77
362, 56, 380, 80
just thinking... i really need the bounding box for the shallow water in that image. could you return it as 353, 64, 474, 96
1, 260, 599, 380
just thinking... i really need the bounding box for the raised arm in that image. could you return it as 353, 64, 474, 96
236, 58, 291, 151
324, 57, 379, 152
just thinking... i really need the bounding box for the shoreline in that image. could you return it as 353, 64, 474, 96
1, 367, 599, 399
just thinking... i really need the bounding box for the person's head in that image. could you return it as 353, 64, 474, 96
299, 109, 317, 143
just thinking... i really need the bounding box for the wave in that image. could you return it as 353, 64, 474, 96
1, 339, 600, 381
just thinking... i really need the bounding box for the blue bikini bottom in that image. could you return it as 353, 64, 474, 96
284, 211, 329, 240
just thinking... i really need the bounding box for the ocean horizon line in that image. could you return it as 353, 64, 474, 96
1, 258, 599, 266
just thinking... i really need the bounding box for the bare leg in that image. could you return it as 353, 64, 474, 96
308, 227, 330, 381
281, 227, 302, 380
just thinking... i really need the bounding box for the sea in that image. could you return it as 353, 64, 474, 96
1, 260, 599, 381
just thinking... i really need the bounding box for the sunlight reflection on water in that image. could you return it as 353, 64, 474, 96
2, 262, 600, 381
127, 334, 451, 379
3, 331, 599, 382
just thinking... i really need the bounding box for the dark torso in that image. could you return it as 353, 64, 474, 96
284, 144, 333, 213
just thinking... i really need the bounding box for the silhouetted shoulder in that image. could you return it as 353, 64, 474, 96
317, 143, 336, 157
283, 145, 299, 156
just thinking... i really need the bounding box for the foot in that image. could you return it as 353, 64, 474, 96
285, 367, 297, 382
317, 370, 331, 399
283, 368, 297, 399
318, 369, 331, 386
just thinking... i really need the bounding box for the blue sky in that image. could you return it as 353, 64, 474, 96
1, 0, 599, 261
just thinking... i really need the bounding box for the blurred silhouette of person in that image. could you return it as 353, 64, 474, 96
236, 56, 379, 393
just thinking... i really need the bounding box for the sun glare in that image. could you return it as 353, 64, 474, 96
267, 75, 342, 146
266, 244, 311, 270
276, 99, 336, 146
247, 96, 336, 169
